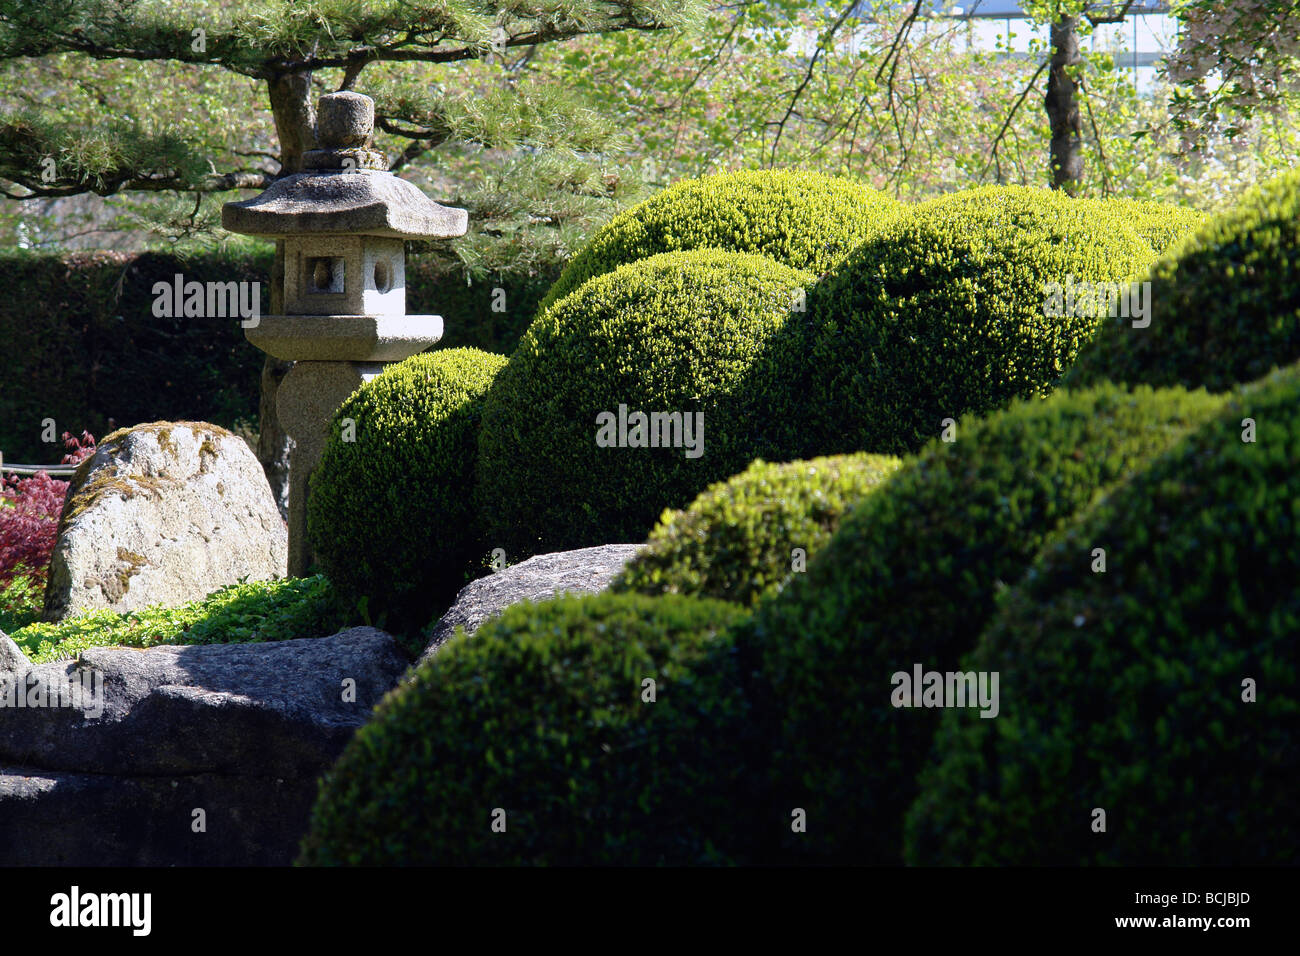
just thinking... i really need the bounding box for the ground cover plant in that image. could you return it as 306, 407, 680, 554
8, 575, 357, 664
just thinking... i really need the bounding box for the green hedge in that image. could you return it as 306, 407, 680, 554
477, 249, 815, 560
299, 592, 754, 866
787, 185, 1157, 457
9, 575, 355, 665
0, 249, 554, 463
1068, 168, 1300, 394
538, 169, 902, 314
906, 364, 1300, 865
0, 249, 270, 463
738, 383, 1226, 864
308, 348, 508, 636
408, 258, 560, 356
613, 452, 902, 607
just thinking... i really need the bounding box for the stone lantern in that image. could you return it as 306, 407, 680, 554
223, 90, 467, 575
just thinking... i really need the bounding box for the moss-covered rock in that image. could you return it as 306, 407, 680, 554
1068, 169, 1300, 392
43, 421, 286, 621
299, 592, 754, 866
789, 185, 1157, 456
538, 168, 902, 313
477, 249, 815, 559
614, 452, 902, 607
739, 383, 1226, 863
307, 348, 508, 634
906, 364, 1300, 865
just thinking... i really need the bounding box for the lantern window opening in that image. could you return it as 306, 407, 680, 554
306, 256, 345, 295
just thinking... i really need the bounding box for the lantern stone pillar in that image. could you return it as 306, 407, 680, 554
222, 91, 467, 575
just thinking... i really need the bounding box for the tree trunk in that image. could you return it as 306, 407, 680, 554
258, 72, 318, 523
268, 71, 317, 173
1045, 16, 1083, 194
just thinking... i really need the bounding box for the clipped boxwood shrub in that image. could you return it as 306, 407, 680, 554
613, 452, 902, 607
738, 383, 1226, 864
1068, 169, 1300, 394
308, 348, 508, 635
299, 591, 754, 866
790, 185, 1157, 457
9, 575, 354, 664
538, 169, 902, 313
906, 364, 1300, 865
1085, 196, 1207, 255
477, 250, 815, 559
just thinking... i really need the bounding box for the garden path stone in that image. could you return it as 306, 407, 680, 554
42, 420, 288, 620
420, 544, 644, 664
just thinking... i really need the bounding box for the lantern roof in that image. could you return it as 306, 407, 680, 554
222, 91, 467, 240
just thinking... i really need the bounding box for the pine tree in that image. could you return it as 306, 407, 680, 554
0, 0, 702, 500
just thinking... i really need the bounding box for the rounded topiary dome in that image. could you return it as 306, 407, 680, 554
739, 382, 1225, 864
299, 591, 754, 866
1087, 196, 1207, 255
613, 452, 902, 607
788, 185, 1157, 457
476, 249, 815, 560
906, 363, 1300, 865
307, 347, 508, 634
537, 168, 903, 313
1067, 168, 1300, 393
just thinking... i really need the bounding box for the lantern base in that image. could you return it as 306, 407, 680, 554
245, 314, 443, 362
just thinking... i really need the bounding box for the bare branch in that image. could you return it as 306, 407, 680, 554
983, 57, 1050, 182
768, 1, 859, 166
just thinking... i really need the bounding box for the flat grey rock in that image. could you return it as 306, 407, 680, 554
0, 626, 409, 865
0, 627, 407, 777
0, 634, 27, 674
0, 765, 318, 866
420, 544, 644, 665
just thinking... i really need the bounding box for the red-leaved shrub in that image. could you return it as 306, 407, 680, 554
0, 472, 65, 588
61, 430, 96, 466
0, 431, 94, 589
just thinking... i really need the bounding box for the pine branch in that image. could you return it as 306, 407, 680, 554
0, 1, 703, 76
0, 114, 271, 197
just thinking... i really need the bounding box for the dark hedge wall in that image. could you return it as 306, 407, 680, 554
0, 249, 557, 463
